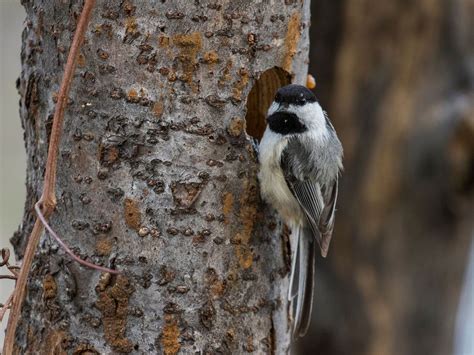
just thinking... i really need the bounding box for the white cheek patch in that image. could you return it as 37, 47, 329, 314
285, 102, 328, 137
286, 102, 322, 121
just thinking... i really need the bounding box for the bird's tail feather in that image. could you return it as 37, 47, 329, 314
288, 226, 316, 338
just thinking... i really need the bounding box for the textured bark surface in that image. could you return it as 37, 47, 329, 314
11, 1, 310, 353
300, 0, 474, 355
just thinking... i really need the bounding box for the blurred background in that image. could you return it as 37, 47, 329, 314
0, 0, 472, 354
0, 0, 26, 348
303, 1, 473, 354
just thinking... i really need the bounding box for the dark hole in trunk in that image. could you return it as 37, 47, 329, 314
245, 67, 292, 141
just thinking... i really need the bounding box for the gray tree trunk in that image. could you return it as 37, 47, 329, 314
11, 1, 310, 353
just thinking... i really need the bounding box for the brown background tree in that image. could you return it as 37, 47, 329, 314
301, 0, 474, 354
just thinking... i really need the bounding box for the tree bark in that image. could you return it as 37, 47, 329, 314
11, 1, 310, 353
301, 1, 474, 355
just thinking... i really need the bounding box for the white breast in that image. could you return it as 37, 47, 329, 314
258, 127, 305, 226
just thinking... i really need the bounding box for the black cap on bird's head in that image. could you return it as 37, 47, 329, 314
274, 84, 317, 107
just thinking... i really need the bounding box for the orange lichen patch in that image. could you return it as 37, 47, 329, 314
108, 146, 119, 163
203, 50, 219, 64
235, 233, 253, 269
161, 314, 180, 355
73, 344, 100, 355
210, 280, 225, 298
282, 12, 302, 73
95, 275, 135, 353
205, 268, 226, 298
227, 116, 245, 137
172, 33, 202, 91
244, 335, 255, 352
247, 33, 256, 46
98, 143, 120, 166
124, 198, 141, 231
125, 17, 138, 36
95, 237, 113, 256
43, 274, 57, 300
226, 328, 236, 342
158, 36, 173, 58
306, 74, 316, 89
123, 1, 136, 16
127, 88, 139, 103
235, 179, 259, 269
97, 49, 109, 60
126, 88, 148, 103
77, 53, 86, 68
222, 192, 234, 223
167, 70, 177, 82
152, 101, 164, 118
93, 24, 102, 35
218, 60, 233, 88
158, 35, 170, 47
232, 68, 250, 102
173, 31, 202, 51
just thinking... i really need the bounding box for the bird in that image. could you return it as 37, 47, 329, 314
258, 84, 343, 337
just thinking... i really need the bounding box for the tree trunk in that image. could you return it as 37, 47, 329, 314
301, 0, 474, 355
11, 1, 310, 353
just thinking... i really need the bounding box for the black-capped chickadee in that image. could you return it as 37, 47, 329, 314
258, 84, 343, 337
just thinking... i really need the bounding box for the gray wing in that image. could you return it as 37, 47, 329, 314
290, 178, 338, 257
281, 142, 339, 257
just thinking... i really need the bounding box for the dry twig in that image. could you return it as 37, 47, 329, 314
0, 248, 19, 278
0, 249, 17, 323
0, 293, 14, 323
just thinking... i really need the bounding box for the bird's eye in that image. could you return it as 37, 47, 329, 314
275, 93, 281, 101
